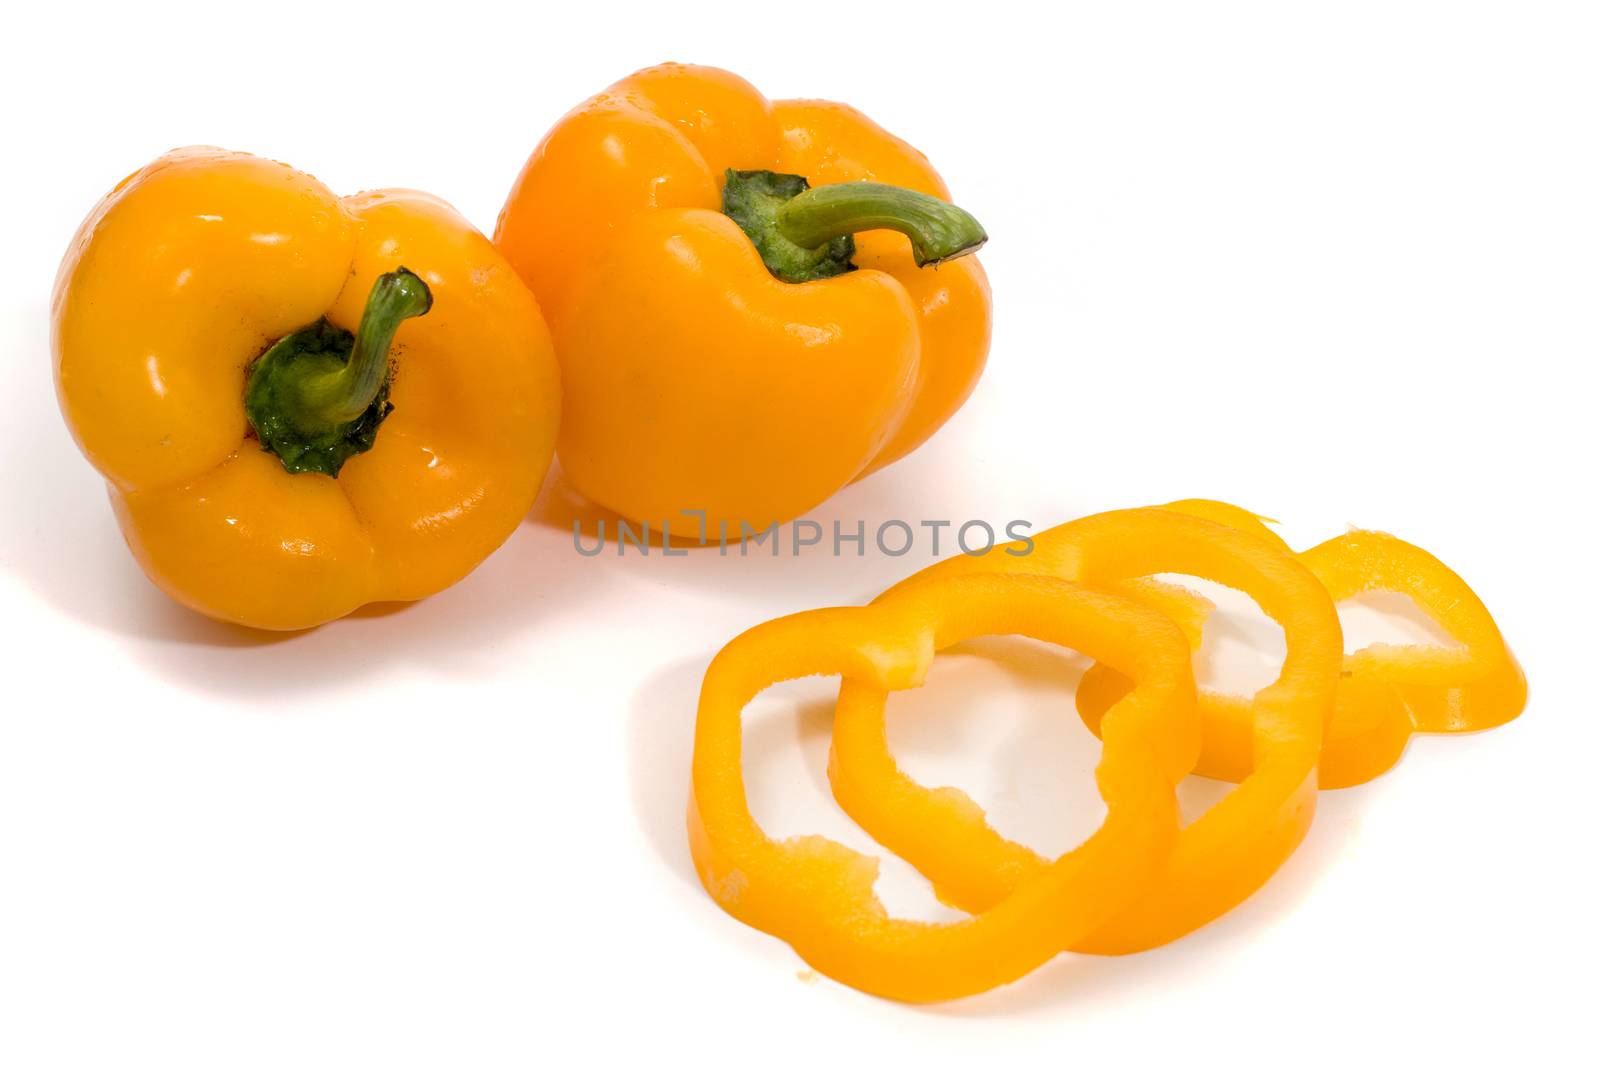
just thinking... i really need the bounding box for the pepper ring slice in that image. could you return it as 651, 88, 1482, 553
1076, 501, 1525, 787
831, 507, 1341, 954
689, 572, 1198, 1002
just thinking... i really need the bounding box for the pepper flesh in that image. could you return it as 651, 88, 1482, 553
689, 573, 1198, 1002
830, 507, 1342, 953
54, 148, 561, 629
1075, 501, 1526, 787
495, 64, 991, 534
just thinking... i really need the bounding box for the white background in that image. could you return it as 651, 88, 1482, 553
2, 1, 1595, 1062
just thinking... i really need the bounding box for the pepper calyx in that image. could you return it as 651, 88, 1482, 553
244, 268, 432, 477
722, 169, 989, 284
722, 169, 857, 283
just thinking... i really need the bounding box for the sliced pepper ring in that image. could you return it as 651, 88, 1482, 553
831, 507, 1342, 954
1076, 501, 1526, 787
1301, 530, 1526, 732
689, 572, 1199, 1002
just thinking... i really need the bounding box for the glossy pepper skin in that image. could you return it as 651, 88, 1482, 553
495, 64, 991, 535
53, 148, 561, 630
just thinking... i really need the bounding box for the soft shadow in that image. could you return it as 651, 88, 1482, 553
625, 647, 847, 891
525, 461, 618, 541
626, 652, 719, 890
1339, 590, 1461, 651
917, 775, 1374, 1018
890, 636, 1102, 858
148, 511, 601, 701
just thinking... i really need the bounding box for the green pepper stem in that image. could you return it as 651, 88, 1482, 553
297, 268, 432, 428
775, 182, 987, 268
244, 268, 433, 477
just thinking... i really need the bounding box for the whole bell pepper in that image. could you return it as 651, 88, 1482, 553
495, 63, 991, 535
53, 148, 562, 630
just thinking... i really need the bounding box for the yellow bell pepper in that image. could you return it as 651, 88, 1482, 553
53, 148, 561, 630
495, 64, 991, 535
